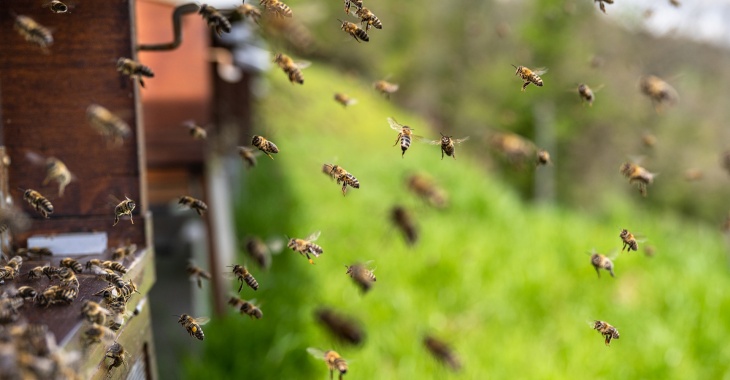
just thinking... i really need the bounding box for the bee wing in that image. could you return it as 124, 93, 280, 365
306, 347, 327, 360
453, 136, 470, 145
606, 249, 619, 260
294, 61, 311, 70
387, 117, 404, 131
266, 238, 284, 254
24, 151, 48, 166
419, 137, 441, 145
194, 317, 211, 325
533, 68, 548, 75
305, 231, 321, 242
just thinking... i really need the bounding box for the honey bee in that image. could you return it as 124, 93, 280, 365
619, 229, 639, 252
273, 53, 309, 84
252, 135, 280, 159
199, 4, 232, 37
0, 266, 18, 283
355, 7, 382, 32
339, 20, 369, 42
117, 57, 155, 88
176, 314, 209, 340
374, 80, 399, 98
21, 189, 53, 218
423, 335, 462, 371
594, 0, 614, 13
98, 269, 126, 289
260, 0, 293, 18
81, 300, 112, 325
314, 308, 365, 345
590, 251, 616, 278
388, 117, 418, 158
118, 280, 139, 301
105, 342, 129, 371
230, 264, 259, 292
102, 260, 128, 274
577, 83, 596, 106
512, 65, 547, 91
112, 242, 137, 262
593, 320, 620, 346
7, 256, 23, 272
229, 297, 264, 319
619, 162, 655, 196
183, 120, 208, 140
322, 164, 360, 195
345, 262, 376, 293
15, 247, 52, 258
27, 265, 61, 280
287, 231, 323, 264
344, 0, 363, 14
407, 174, 448, 209
490, 132, 536, 168
0, 297, 23, 324
179, 196, 208, 216
86, 104, 132, 146
14, 286, 37, 301
639, 75, 678, 111
425, 133, 470, 160
84, 323, 115, 346
391, 206, 418, 246
187, 261, 212, 289
43, 1, 69, 13
36, 285, 78, 307
60, 258, 83, 274
334, 93, 358, 107
56, 267, 79, 288
233, 3, 262, 24
113, 196, 136, 226
238, 146, 260, 169
244, 236, 278, 270
13, 15, 53, 50
669, 0, 680, 7
307, 348, 348, 380
536, 149, 552, 166
23, 152, 76, 198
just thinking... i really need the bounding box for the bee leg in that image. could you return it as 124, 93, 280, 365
441, 149, 444, 160
341, 183, 348, 196
266, 152, 274, 160
522, 82, 530, 91
238, 280, 244, 293
196, 208, 203, 216
138, 77, 146, 88
113, 216, 119, 226
351, 35, 361, 43
330, 369, 334, 380
393, 135, 401, 147
595, 267, 600, 278
130, 215, 134, 224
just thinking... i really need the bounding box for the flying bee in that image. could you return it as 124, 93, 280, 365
307, 348, 348, 380
260, 0, 293, 18
112, 196, 136, 226
322, 164, 360, 195
590, 250, 616, 278
179, 196, 208, 216
287, 231, 323, 264
536, 149, 551, 166
176, 314, 209, 340
273, 53, 309, 84
344, 0, 363, 14
81, 300, 112, 325
619, 229, 639, 252
314, 308, 365, 345
334, 93, 358, 107
489, 132, 536, 168
577, 83, 602, 106
232, 3, 262, 24
105, 342, 129, 371
86, 104, 132, 146
642, 132, 657, 149
355, 7, 382, 32
669, 0, 680, 7
238, 146, 260, 169
425, 133, 470, 160
374, 80, 399, 98
512, 65, 547, 91
15, 286, 37, 301
594, 0, 614, 13
251, 135, 279, 159
388, 117, 420, 158
84, 323, 115, 346
593, 320, 620, 346
391, 206, 418, 245
407, 174, 448, 208
182, 120, 208, 140
339, 20, 369, 42
24, 152, 75, 198
639, 75, 678, 112
230, 264, 259, 292
60, 258, 83, 274
44, 1, 70, 13
117, 57, 154, 88
21, 189, 53, 218
240, 299, 263, 319
244, 236, 281, 270
345, 262, 376, 293
7, 256, 23, 272
187, 261, 211, 289
423, 335, 462, 372
13, 15, 53, 50
619, 162, 655, 197
112, 242, 137, 262
199, 4, 231, 36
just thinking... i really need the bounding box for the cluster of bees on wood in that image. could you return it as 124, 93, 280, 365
6, 0, 698, 377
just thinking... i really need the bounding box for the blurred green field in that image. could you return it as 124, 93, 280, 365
183, 64, 730, 379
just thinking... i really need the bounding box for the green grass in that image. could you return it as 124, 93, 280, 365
183, 64, 730, 379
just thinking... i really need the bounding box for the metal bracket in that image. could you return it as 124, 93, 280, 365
136, 3, 201, 52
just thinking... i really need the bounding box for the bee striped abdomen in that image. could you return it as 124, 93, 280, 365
530, 73, 544, 86
401, 135, 411, 156
354, 28, 369, 42
23, 189, 53, 218
244, 272, 259, 291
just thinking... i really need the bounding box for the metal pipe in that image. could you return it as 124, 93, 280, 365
136, 3, 200, 51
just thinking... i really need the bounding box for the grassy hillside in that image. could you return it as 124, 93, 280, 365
183, 63, 730, 379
